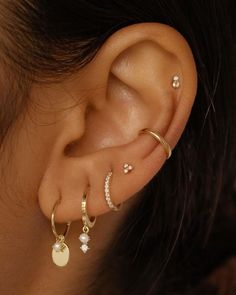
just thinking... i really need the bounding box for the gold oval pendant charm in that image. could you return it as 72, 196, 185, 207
52, 243, 70, 267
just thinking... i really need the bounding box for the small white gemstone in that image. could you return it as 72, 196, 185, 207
79, 233, 90, 244
52, 242, 62, 252
80, 244, 89, 253
124, 169, 128, 174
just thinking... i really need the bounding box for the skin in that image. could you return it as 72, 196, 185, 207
0, 23, 197, 294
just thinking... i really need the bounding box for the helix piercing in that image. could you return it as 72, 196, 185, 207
172, 75, 180, 89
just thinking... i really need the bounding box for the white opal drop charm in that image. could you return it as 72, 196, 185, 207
52, 234, 70, 267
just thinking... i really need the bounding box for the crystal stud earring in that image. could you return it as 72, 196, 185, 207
172, 75, 180, 89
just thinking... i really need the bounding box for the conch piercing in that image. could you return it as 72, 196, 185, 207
123, 163, 134, 174
140, 129, 172, 159
79, 192, 96, 253
104, 171, 122, 211
51, 199, 71, 267
172, 75, 180, 89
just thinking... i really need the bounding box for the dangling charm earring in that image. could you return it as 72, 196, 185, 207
51, 199, 71, 267
79, 192, 96, 253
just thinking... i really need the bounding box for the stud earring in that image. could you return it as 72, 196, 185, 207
104, 171, 122, 211
172, 75, 180, 89
123, 163, 134, 174
51, 199, 71, 267
79, 192, 96, 253
140, 129, 172, 159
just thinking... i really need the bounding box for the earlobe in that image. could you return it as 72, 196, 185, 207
38, 22, 197, 223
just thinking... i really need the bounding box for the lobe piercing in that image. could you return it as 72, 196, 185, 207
51, 199, 71, 267
79, 192, 96, 253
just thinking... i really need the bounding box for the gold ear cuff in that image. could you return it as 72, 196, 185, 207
139, 128, 172, 159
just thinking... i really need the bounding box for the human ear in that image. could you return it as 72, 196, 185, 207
38, 22, 197, 222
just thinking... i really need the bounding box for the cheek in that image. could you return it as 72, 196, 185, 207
0, 107, 61, 206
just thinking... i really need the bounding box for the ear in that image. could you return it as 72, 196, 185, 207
38, 23, 197, 223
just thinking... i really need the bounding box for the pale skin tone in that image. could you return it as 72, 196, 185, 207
0, 23, 197, 294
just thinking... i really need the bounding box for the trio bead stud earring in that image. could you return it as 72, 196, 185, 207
79, 192, 97, 253
123, 163, 134, 174
51, 199, 71, 267
172, 75, 180, 89
140, 129, 172, 159
104, 171, 122, 211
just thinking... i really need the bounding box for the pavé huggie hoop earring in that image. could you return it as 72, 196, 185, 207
140, 129, 172, 159
79, 192, 96, 253
51, 199, 71, 267
105, 171, 122, 211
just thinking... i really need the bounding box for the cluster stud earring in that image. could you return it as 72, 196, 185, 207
123, 163, 133, 174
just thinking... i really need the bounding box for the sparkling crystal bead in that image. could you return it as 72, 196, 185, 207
80, 244, 89, 253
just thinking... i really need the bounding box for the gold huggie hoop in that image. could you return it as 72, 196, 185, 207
81, 192, 96, 228
79, 192, 97, 253
140, 129, 172, 159
51, 199, 71, 267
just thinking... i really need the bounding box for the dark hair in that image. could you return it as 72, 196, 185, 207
0, 1, 235, 294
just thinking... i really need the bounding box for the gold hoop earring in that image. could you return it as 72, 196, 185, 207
140, 129, 172, 159
79, 192, 96, 253
104, 171, 123, 211
51, 199, 71, 267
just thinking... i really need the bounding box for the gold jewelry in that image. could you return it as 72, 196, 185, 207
123, 163, 134, 174
140, 129, 172, 159
104, 171, 122, 211
79, 192, 96, 253
51, 199, 71, 267
172, 75, 180, 89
